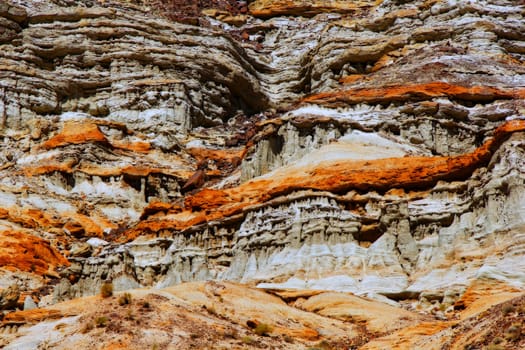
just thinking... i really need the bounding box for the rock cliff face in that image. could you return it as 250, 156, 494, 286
1, 0, 525, 348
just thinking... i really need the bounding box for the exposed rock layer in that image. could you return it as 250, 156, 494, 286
1, 281, 524, 350
0, 0, 525, 347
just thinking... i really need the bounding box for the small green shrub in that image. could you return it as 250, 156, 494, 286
307, 340, 333, 350
253, 323, 273, 336
518, 305, 525, 315
283, 334, 294, 343
505, 323, 522, 341
502, 304, 515, 315
492, 337, 504, 345
95, 316, 108, 327
126, 309, 134, 320
485, 344, 504, 350
100, 282, 113, 298
241, 336, 255, 344
118, 292, 132, 306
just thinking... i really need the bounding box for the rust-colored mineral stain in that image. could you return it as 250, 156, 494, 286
42, 121, 108, 149
123, 211, 209, 242
112, 139, 151, 153
1, 207, 62, 231
40, 119, 151, 153
186, 120, 523, 208
140, 201, 183, 220
453, 281, 523, 320
126, 120, 525, 238
65, 213, 108, 238
186, 147, 244, 165
248, 0, 376, 17
303, 82, 525, 106
2, 308, 63, 324
0, 230, 69, 275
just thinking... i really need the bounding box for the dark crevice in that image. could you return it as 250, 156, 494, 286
269, 135, 284, 155
122, 174, 143, 192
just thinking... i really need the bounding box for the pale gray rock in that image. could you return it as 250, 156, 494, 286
23, 295, 37, 310
0, 0, 524, 307
53, 134, 525, 301
69, 242, 91, 257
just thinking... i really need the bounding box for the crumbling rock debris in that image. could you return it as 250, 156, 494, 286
0, 285, 20, 311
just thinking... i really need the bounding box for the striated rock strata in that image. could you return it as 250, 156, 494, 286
1, 0, 525, 348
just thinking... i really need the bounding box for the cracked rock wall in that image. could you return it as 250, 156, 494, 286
0, 0, 524, 310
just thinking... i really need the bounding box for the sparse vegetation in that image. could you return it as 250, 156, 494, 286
100, 282, 113, 298
519, 305, 525, 315
502, 304, 515, 315
283, 334, 294, 343
81, 321, 94, 333
241, 336, 255, 344
223, 328, 238, 339
307, 340, 333, 350
95, 316, 108, 327
485, 344, 504, 350
126, 309, 135, 320
118, 292, 132, 306
483, 337, 507, 350
492, 337, 504, 345
504, 323, 522, 341
253, 322, 273, 336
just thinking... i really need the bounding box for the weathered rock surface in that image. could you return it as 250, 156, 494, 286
0, 282, 385, 349
1, 0, 525, 348
0, 284, 20, 311
1, 281, 524, 349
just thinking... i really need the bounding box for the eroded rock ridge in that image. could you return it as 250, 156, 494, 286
0, 1, 524, 344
